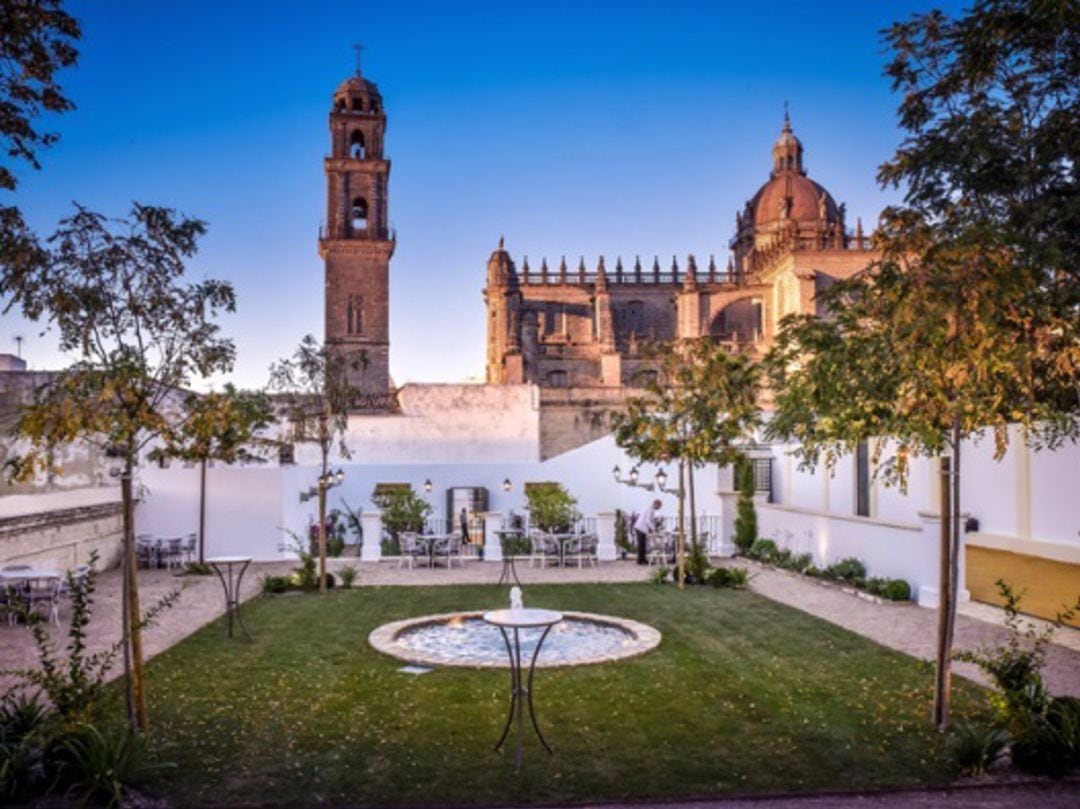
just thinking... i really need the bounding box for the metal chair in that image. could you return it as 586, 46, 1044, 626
528, 530, 556, 568
136, 535, 157, 568
160, 537, 184, 570
397, 532, 428, 569
25, 576, 62, 627
576, 533, 599, 568
183, 533, 197, 563
647, 531, 669, 566
432, 534, 463, 569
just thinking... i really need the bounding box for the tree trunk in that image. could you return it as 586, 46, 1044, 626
932, 454, 952, 730
198, 457, 207, 565
676, 460, 686, 590
121, 461, 148, 732
687, 462, 698, 556
120, 488, 135, 729
943, 421, 964, 723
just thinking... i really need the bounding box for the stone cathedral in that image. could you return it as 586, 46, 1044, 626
320, 63, 879, 452
484, 113, 877, 391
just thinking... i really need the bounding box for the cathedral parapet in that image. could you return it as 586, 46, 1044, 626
513, 254, 744, 287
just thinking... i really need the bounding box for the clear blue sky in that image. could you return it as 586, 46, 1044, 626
5, 0, 961, 388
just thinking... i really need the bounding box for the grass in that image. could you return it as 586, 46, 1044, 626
135, 584, 988, 806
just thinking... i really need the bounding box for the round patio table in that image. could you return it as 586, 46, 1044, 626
548, 533, 579, 567
206, 556, 253, 640
483, 607, 563, 772
494, 530, 524, 586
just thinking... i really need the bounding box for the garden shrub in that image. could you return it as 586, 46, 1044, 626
823, 557, 866, 583
945, 722, 1009, 776
747, 538, 777, 562
650, 565, 670, 584
707, 567, 749, 589
184, 562, 213, 576
684, 541, 711, 584
773, 548, 793, 568
614, 509, 632, 556
954, 581, 1080, 777
0, 694, 52, 802
339, 565, 358, 589
261, 575, 291, 595
321, 572, 337, 590
62, 723, 169, 807
733, 458, 758, 553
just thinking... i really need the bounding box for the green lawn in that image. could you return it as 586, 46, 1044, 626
136, 584, 987, 806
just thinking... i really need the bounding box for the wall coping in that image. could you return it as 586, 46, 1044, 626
758, 502, 921, 533
967, 531, 1080, 566
0, 501, 122, 539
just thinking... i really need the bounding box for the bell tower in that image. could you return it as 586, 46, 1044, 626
320, 55, 394, 398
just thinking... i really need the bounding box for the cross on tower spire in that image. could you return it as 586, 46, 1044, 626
352, 42, 363, 76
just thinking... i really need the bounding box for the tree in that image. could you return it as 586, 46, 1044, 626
767, 0, 1080, 732
523, 482, 578, 533
372, 486, 432, 552
733, 457, 758, 554
268, 335, 365, 594
0, 0, 79, 192
0, 0, 79, 273
1, 203, 238, 733
152, 385, 273, 564
614, 339, 762, 588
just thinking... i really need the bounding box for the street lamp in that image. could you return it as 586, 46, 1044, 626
613, 464, 654, 492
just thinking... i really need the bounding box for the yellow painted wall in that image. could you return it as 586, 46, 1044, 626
967, 546, 1080, 628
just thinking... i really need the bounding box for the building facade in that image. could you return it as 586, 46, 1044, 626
483, 114, 878, 393
319, 67, 395, 399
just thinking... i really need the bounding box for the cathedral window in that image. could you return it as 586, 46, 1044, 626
626, 300, 645, 336
547, 370, 568, 387
351, 197, 369, 231
349, 130, 366, 159
347, 296, 364, 335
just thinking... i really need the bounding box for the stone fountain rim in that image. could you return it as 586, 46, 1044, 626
368, 610, 662, 669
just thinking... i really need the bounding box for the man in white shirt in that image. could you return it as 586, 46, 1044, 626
633, 499, 662, 565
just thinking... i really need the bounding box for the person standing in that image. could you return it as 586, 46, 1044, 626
633, 499, 662, 565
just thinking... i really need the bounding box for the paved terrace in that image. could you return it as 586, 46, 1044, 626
2, 557, 1078, 698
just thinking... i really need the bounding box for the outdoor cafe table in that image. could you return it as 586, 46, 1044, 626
483, 607, 563, 772
547, 533, 580, 567
421, 534, 455, 567
205, 556, 252, 640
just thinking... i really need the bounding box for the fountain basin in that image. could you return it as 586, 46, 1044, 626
369, 610, 661, 669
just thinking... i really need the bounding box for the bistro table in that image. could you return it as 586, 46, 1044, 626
0, 569, 63, 626
494, 529, 524, 586
483, 607, 563, 772
547, 533, 580, 567
205, 556, 253, 640
423, 533, 454, 568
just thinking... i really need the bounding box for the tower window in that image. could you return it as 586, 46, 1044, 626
351, 97, 364, 112
349, 130, 365, 159
347, 296, 364, 335
350, 197, 369, 231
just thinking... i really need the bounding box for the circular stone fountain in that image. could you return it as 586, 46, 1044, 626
368, 611, 661, 669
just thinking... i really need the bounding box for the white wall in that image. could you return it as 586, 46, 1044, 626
294, 384, 542, 466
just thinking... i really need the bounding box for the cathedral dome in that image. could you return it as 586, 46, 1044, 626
748, 113, 839, 228
751, 173, 838, 227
